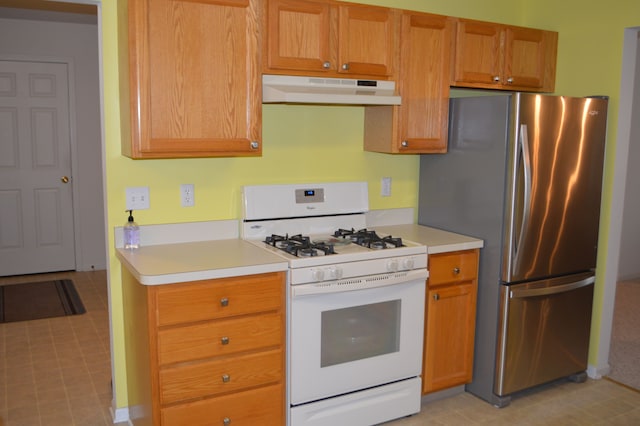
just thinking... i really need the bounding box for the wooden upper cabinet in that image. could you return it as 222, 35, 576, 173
265, 0, 333, 73
364, 12, 452, 154
125, 0, 262, 159
505, 26, 557, 91
337, 3, 396, 77
452, 19, 557, 92
264, 0, 396, 79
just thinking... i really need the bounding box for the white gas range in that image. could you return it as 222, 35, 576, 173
242, 182, 427, 426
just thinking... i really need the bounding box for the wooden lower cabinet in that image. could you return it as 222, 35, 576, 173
422, 249, 479, 394
122, 270, 286, 426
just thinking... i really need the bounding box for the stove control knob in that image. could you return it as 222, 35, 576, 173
311, 268, 325, 282
402, 258, 415, 270
387, 259, 399, 272
326, 266, 343, 280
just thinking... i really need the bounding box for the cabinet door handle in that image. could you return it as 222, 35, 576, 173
493, 76, 501, 82
507, 77, 514, 84
433, 293, 440, 301
341, 63, 350, 71
221, 336, 229, 345
222, 374, 231, 383
322, 61, 331, 69
250, 141, 259, 150
220, 297, 229, 307
223, 417, 231, 425
453, 267, 460, 275
401, 140, 409, 148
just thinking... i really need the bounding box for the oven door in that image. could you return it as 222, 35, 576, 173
290, 276, 426, 405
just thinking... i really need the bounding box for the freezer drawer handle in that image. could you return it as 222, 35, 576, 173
509, 276, 595, 299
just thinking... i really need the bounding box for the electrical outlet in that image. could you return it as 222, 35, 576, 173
381, 177, 392, 197
125, 187, 150, 210
181, 184, 195, 207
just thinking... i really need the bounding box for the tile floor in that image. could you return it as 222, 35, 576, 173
387, 378, 640, 425
1, 270, 639, 426
0, 270, 120, 426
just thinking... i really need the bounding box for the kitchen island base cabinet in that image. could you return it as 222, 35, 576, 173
122, 269, 286, 426
422, 249, 479, 394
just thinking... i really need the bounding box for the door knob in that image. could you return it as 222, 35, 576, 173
61, 176, 70, 183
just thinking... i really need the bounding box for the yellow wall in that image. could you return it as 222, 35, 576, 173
101, 0, 639, 409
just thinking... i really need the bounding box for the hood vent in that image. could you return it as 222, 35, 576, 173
262, 74, 401, 105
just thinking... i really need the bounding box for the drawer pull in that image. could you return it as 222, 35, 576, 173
222, 374, 231, 383
221, 336, 229, 345
223, 417, 231, 425
433, 293, 440, 301
220, 297, 229, 307
453, 267, 460, 275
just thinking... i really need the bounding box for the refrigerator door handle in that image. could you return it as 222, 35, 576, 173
509, 275, 595, 298
511, 124, 533, 269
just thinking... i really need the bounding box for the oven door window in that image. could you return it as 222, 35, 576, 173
321, 300, 401, 367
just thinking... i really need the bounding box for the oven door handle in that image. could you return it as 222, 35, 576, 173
291, 269, 428, 297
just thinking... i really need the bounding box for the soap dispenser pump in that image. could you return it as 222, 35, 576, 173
124, 210, 140, 250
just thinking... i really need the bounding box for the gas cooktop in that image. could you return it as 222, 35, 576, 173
264, 228, 407, 258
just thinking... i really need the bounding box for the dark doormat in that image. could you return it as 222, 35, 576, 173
0, 279, 86, 323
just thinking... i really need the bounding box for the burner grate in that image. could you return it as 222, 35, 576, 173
333, 228, 404, 249
265, 234, 336, 257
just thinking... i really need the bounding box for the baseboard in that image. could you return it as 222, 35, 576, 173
420, 385, 465, 404
587, 363, 610, 379
110, 404, 130, 424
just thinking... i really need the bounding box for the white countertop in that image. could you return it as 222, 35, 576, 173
115, 216, 483, 285
375, 224, 484, 254
116, 239, 288, 285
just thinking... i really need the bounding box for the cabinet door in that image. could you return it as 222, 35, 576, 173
337, 3, 396, 77
127, 0, 261, 158
504, 26, 557, 92
265, 0, 333, 73
422, 281, 477, 394
363, 12, 451, 154
452, 19, 503, 86
397, 12, 452, 153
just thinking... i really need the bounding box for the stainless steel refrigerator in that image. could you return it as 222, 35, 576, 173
418, 93, 608, 407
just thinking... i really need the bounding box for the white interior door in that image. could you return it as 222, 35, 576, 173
0, 59, 76, 276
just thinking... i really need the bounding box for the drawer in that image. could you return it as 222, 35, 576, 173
158, 311, 283, 365
159, 349, 283, 404
429, 250, 478, 286
161, 383, 284, 426
154, 272, 284, 326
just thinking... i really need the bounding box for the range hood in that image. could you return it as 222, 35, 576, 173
262, 74, 401, 105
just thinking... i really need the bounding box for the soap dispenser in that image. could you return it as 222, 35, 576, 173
124, 210, 140, 250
